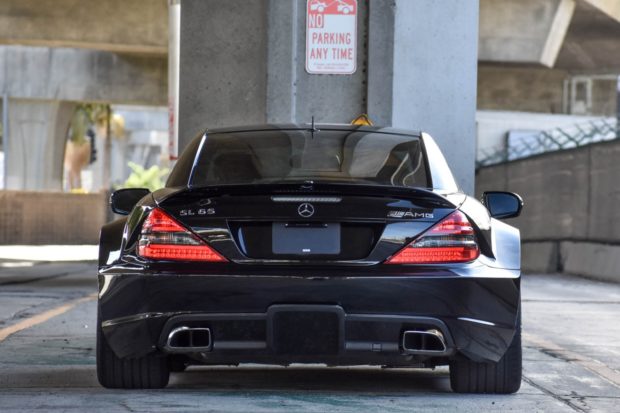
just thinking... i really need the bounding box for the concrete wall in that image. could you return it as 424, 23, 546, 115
476, 140, 620, 281
478, 65, 568, 114
0, 191, 107, 244
590, 78, 618, 117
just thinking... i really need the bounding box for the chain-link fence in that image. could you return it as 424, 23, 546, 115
477, 118, 618, 168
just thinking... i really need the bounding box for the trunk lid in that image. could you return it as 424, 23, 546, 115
155, 184, 457, 264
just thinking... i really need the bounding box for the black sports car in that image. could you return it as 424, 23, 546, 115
97, 124, 523, 393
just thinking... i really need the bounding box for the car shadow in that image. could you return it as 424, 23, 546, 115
1, 364, 452, 393
170, 365, 453, 393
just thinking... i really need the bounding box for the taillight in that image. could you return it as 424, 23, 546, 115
137, 208, 227, 262
385, 210, 480, 264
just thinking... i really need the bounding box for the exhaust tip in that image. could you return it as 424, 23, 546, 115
166, 327, 212, 352
402, 329, 447, 354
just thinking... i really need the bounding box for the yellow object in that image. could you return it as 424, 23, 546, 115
110, 114, 126, 139
351, 114, 374, 126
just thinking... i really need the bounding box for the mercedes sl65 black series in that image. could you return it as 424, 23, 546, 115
97, 124, 523, 393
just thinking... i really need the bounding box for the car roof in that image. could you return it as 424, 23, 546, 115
202, 123, 423, 137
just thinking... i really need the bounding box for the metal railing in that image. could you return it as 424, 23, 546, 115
477, 118, 618, 168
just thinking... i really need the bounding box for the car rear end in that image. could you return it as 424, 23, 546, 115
97, 125, 521, 392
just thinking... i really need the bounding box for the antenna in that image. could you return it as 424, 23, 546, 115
311, 115, 316, 139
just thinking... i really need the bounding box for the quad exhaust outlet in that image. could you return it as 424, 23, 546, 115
402, 329, 447, 354
166, 327, 212, 352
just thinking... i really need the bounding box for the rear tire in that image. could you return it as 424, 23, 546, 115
96, 309, 170, 389
449, 316, 522, 394
169, 357, 189, 372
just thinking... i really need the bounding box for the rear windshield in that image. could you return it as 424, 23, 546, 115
181, 129, 430, 188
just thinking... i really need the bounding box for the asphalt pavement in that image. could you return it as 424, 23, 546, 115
1, 255, 619, 412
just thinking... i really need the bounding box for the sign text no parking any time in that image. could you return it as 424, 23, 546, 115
306, 0, 357, 75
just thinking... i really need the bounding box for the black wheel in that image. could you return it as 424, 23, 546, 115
96, 308, 170, 389
449, 315, 522, 394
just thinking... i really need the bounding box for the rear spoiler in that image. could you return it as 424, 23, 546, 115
154, 183, 458, 210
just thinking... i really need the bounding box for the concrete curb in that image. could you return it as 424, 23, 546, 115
523, 240, 620, 283
0, 245, 98, 262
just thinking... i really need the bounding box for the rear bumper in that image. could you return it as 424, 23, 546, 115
98, 269, 520, 364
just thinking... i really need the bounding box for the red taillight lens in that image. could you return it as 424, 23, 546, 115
385, 210, 480, 264
137, 208, 227, 262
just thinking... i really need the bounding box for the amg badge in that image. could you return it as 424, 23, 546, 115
387, 210, 434, 219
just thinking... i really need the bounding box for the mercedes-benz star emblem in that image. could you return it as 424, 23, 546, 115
297, 203, 315, 218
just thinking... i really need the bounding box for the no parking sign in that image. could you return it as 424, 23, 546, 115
306, 0, 357, 74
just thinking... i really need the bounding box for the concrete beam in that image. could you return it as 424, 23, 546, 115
0, 0, 167, 56
555, 0, 620, 70
0, 45, 167, 105
479, 0, 576, 67
583, 0, 620, 23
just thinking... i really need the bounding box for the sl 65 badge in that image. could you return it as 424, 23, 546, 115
179, 208, 215, 216
388, 210, 434, 219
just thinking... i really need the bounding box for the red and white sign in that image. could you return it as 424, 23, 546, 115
306, 0, 357, 75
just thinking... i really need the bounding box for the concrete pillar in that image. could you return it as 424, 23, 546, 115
5, 99, 75, 191
178, 0, 367, 144
178, 0, 268, 142
390, 0, 479, 194
178, 0, 478, 193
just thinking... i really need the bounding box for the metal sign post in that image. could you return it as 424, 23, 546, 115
168, 0, 181, 162
2, 94, 7, 190
616, 76, 620, 139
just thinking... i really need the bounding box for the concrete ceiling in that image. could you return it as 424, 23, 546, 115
556, 0, 620, 71
0, 0, 167, 56
479, 0, 620, 71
